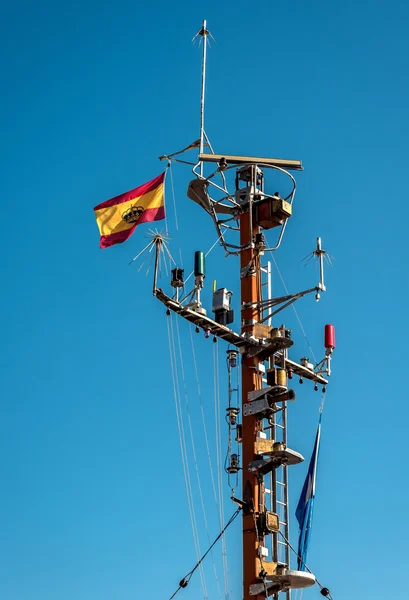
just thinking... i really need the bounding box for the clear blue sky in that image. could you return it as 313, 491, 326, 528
2, 1, 409, 599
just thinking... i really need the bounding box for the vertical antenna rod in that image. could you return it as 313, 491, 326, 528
315, 237, 326, 292
198, 20, 209, 176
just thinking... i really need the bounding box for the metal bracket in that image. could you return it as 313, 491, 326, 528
243, 398, 271, 417
246, 336, 293, 360
248, 385, 286, 402
249, 582, 282, 596
241, 265, 256, 279
244, 387, 295, 418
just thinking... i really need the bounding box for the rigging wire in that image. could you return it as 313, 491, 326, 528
190, 325, 234, 598
190, 324, 231, 596
168, 162, 184, 268
174, 317, 223, 599
277, 529, 334, 600
319, 391, 327, 414
184, 234, 223, 285
167, 161, 222, 282
168, 314, 207, 598
167, 508, 242, 600
268, 252, 318, 364
160, 179, 227, 599
166, 313, 208, 599
164, 161, 178, 234
189, 327, 220, 509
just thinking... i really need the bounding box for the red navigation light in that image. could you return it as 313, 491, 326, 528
324, 324, 336, 350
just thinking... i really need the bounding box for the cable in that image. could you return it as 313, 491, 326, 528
277, 530, 334, 600
190, 325, 231, 597
252, 511, 270, 599
166, 314, 208, 598
168, 315, 207, 597
174, 317, 223, 599
167, 508, 242, 600
319, 391, 327, 414
168, 163, 184, 268
189, 326, 220, 506
184, 234, 223, 285
269, 253, 318, 364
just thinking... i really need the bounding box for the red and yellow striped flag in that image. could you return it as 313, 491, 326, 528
94, 172, 165, 249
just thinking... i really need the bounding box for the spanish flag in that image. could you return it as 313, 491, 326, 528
94, 172, 165, 249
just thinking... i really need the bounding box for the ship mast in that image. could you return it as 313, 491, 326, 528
153, 20, 333, 599
240, 173, 265, 598
236, 164, 310, 599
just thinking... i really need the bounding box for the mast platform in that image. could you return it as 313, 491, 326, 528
155, 288, 328, 385
155, 288, 249, 348
249, 570, 316, 596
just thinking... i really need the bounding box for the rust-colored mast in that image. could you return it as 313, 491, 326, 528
240, 181, 265, 600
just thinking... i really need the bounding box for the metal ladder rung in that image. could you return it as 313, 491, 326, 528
277, 540, 287, 546
276, 500, 286, 506
277, 481, 285, 486
279, 521, 287, 526
275, 424, 284, 430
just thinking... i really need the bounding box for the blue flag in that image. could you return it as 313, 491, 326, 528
295, 415, 322, 571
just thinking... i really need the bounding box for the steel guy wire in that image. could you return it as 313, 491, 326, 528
168, 315, 206, 597
163, 163, 169, 234
171, 316, 208, 599
319, 391, 327, 414
174, 317, 223, 599
277, 529, 334, 600
252, 510, 270, 599
167, 314, 208, 598
167, 507, 241, 600
168, 162, 184, 268
189, 326, 224, 525
269, 252, 318, 364
184, 234, 224, 286
172, 318, 208, 599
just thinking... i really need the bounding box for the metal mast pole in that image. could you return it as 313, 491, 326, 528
240, 167, 265, 600
198, 20, 208, 177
